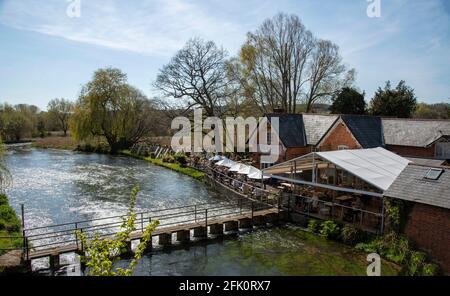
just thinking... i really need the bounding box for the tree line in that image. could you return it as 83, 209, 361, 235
1, 12, 448, 153
0, 99, 73, 142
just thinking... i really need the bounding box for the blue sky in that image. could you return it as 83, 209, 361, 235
0, 0, 449, 110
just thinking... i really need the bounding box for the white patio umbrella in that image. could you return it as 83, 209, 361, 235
209, 155, 224, 161
229, 163, 246, 172
237, 164, 252, 175
222, 159, 237, 168
248, 167, 270, 179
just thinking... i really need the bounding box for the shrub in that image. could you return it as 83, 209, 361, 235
307, 219, 320, 233
341, 225, 365, 245
149, 152, 156, 159
0, 194, 7, 206
319, 220, 341, 239
421, 263, 439, 276
162, 155, 175, 163
174, 153, 187, 165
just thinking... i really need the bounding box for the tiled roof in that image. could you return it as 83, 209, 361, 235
302, 114, 338, 145
382, 118, 450, 147
266, 113, 307, 148
384, 164, 450, 210
341, 115, 384, 148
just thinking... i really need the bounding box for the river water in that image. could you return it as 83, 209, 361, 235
5, 148, 399, 276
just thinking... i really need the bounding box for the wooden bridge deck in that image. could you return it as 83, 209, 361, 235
27, 206, 280, 261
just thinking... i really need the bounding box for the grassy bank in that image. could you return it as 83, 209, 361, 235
31, 136, 79, 150
121, 150, 205, 181
0, 195, 22, 257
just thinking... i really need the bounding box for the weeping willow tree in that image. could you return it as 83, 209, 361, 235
70, 68, 155, 154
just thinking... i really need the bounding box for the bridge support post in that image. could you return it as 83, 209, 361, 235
193, 226, 207, 238
238, 218, 252, 229
158, 233, 172, 247
49, 253, 60, 271
126, 240, 133, 254
209, 223, 223, 235
175, 230, 190, 243
252, 215, 266, 227
224, 221, 238, 232
264, 213, 279, 224
145, 237, 153, 253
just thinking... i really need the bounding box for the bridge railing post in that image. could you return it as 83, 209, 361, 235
205, 209, 208, 230
75, 222, 79, 249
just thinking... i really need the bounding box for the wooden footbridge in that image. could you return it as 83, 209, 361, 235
17, 198, 281, 271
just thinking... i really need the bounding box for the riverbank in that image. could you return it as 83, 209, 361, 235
0, 194, 22, 273
121, 150, 205, 181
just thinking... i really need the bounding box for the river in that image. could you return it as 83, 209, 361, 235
5, 148, 399, 276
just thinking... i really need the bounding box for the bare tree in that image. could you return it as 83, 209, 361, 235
154, 38, 231, 117
240, 13, 353, 113
47, 98, 73, 136
304, 40, 354, 112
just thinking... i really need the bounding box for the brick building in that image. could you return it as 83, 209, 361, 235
253, 114, 450, 166
382, 118, 450, 159
385, 164, 450, 274
316, 115, 384, 151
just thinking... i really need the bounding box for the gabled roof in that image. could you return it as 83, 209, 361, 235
382, 118, 450, 147
341, 115, 384, 148
266, 113, 306, 148
302, 114, 338, 145
385, 164, 450, 210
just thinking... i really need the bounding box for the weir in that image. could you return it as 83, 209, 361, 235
10, 197, 280, 272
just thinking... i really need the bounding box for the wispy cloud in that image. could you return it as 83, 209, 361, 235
0, 0, 246, 56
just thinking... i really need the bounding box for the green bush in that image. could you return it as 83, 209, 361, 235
149, 152, 156, 159
356, 231, 439, 275
162, 155, 175, 163
0, 194, 7, 206
174, 153, 187, 165
307, 219, 320, 233
341, 225, 365, 245
319, 220, 341, 239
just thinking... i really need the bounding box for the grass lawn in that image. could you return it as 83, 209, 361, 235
121, 150, 205, 181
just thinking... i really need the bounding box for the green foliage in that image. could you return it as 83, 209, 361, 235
319, 220, 341, 239
340, 225, 365, 245
414, 102, 450, 119
330, 87, 366, 115
77, 186, 160, 276
70, 67, 155, 154
369, 80, 417, 118
307, 219, 320, 233
162, 155, 175, 163
384, 198, 405, 232
174, 153, 187, 165
0, 194, 22, 256
355, 232, 439, 276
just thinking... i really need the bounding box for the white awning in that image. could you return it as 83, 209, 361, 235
237, 165, 252, 175
264, 147, 410, 192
